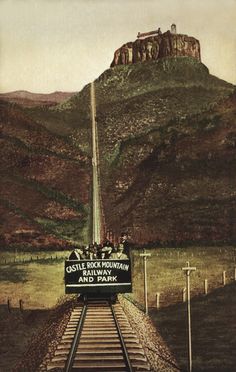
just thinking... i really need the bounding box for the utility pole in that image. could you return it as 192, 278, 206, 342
182, 261, 196, 372
140, 250, 151, 314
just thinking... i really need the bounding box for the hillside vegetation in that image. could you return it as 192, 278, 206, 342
1, 56, 235, 248
55, 57, 234, 245
0, 100, 91, 250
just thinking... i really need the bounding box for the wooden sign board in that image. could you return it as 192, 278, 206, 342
65, 259, 132, 294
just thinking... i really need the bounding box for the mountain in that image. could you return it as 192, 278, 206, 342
0, 100, 90, 250
1, 54, 235, 249
47, 56, 235, 246
0, 90, 76, 107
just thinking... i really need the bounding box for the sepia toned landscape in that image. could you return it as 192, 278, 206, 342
0, 1, 236, 371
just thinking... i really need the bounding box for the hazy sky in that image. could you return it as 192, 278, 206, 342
0, 0, 236, 93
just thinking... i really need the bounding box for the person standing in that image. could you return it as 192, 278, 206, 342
110, 243, 128, 259
69, 247, 83, 260
120, 233, 130, 258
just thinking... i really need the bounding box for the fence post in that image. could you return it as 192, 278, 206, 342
7, 298, 11, 313
182, 287, 186, 302
222, 271, 226, 285
182, 262, 196, 372
204, 279, 208, 295
19, 299, 23, 313
139, 250, 151, 315
156, 292, 160, 309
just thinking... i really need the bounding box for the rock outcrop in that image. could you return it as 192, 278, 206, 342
111, 31, 201, 67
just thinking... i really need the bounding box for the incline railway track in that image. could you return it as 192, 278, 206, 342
47, 297, 150, 371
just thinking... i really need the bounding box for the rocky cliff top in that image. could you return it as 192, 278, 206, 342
111, 30, 201, 67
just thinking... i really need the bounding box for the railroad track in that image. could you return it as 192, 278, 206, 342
47, 297, 150, 371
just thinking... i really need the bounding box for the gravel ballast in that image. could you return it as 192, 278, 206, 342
12, 297, 74, 372
13, 295, 180, 372
119, 295, 180, 371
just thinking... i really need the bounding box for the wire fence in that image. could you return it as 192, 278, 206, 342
0, 255, 69, 265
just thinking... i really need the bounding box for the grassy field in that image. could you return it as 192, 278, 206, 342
0, 251, 74, 372
150, 283, 236, 372
131, 246, 236, 308
0, 306, 51, 372
130, 246, 236, 372
0, 247, 235, 371
0, 246, 235, 309
0, 251, 71, 309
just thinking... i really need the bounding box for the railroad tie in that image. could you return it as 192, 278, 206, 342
47, 299, 150, 371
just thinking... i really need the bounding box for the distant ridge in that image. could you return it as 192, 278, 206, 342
0, 90, 76, 107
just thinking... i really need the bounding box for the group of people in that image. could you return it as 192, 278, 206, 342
69, 234, 130, 261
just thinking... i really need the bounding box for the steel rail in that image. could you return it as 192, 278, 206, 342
110, 303, 133, 372
65, 303, 87, 372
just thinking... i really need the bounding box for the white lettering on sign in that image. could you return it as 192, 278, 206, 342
66, 262, 86, 273
82, 269, 112, 276
78, 276, 94, 283
97, 276, 117, 282
66, 260, 130, 289
101, 261, 129, 271
87, 261, 102, 269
